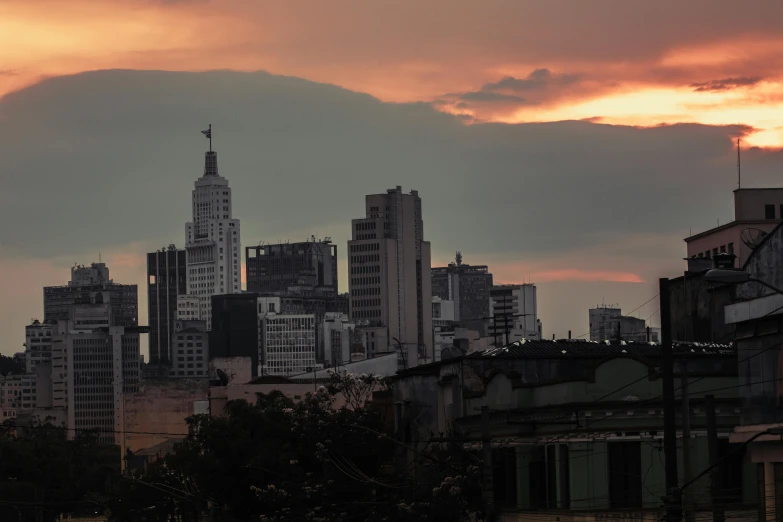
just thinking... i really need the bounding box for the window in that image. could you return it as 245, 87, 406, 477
766, 204, 776, 219
712, 248, 718, 257
493, 447, 518, 507
608, 442, 642, 508
720, 245, 726, 253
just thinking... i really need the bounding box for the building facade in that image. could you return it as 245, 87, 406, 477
258, 296, 319, 376
169, 320, 208, 378
322, 312, 357, 367
246, 239, 338, 296
177, 295, 201, 320
147, 245, 187, 365
209, 293, 260, 376
685, 188, 783, 267
589, 306, 648, 342
185, 146, 241, 330
488, 284, 540, 346
431, 253, 493, 335
52, 302, 141, 445
25, 320, 52, 373
347, 186, 433, 367
44, 262, 138, 328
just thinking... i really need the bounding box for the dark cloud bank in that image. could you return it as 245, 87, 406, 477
1, 69, 782, 341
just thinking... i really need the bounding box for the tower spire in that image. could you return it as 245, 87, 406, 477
201, 125, 218, 176
201, 124, 212, 152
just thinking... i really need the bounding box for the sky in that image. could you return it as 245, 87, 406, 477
2, 0, 783, 357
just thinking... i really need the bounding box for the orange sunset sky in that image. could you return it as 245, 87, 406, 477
3, 0, 783, 147
3, 0, 783, 352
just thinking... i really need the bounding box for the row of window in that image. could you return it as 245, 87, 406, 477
353, 276, 380, 286
352, 264, 380, 275
350, 243, 379, 253
694, 242, 734, 259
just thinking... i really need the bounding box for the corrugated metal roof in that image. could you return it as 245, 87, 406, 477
477, 339, 733, 359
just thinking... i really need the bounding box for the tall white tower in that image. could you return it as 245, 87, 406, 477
185, 127, 242, 329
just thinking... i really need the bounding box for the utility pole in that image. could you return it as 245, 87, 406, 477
705, 395, 725, 522
659, 278, 681, 522
681, 362, 694, 522
481, 406, 494, 521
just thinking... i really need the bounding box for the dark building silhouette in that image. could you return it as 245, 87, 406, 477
147, 245, 187, 365
431, 253, 493, 336
246, 239, 337, 296
209, 293, 260, 376
44, 262, 137, 328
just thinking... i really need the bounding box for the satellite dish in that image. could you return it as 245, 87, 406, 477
741, 228, 767, 249
215, 369, 230, 386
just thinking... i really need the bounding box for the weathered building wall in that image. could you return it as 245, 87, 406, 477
737, 222, 783, 300
669, 271, 734, 343
123, 378, 209, 454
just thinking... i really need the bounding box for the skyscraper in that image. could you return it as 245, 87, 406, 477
431, 253, 493, 335
147, 245, 187, 365
43, 262, 138, 328
347, 186, 433, 365
246, 239, 338, 296
185, 131, 242, 329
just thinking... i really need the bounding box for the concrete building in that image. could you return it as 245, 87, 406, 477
322, 312, 357, 367
685, 188, 783, 267
185, 142, 242, 330
431, 297, 456, 328
488, 284, 540, 346
44, 262, 138, 327
25, 319, 52, 373
246, 238, 338, 296
431, 253, 493, 335
209, 293, 260, 376
51, 301, 141, 445
589, 305, 649, 342
394, 339, 753, 519
177, 295, 201, 320
147, 245, 187, 366
347, 186, 433, 367
169, 320, 208, 378
257, 296, 320, 376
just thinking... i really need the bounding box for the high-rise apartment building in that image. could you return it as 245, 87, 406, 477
147, 245, 187, 365
51, 301, 140, 445
431, 253, 493, 335
44, 262, 138, 327
347, 186, 433, 365
25, 320, 52, 373
185, 142, 241, 330
246, 239, 338, 296
488, 284, 541, 346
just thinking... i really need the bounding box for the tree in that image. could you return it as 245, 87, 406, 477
110, 373, 484, 521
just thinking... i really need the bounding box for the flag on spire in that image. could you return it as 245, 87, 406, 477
201, 128, 211, 139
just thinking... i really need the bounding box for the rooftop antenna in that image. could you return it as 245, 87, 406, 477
99, 251, 102, 263
737, 137, 741, 189
201, 124, 212, 152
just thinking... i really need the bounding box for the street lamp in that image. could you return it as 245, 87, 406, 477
680, 426, 783, 492
704, 269, 783, 296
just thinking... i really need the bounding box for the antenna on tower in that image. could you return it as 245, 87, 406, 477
737, 137, 741, 189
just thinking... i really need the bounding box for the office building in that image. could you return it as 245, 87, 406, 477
24, 320, 52, 373
588, 306, 648, 342
169, 320, 208, 378
44, 262, 138, 327
147, 245, 187, 365
177, 295, 201, 320
209, 293, 260, 376
246, 238, 338, 296
347, 186, 433, 367
685, 188, 783, 267
431, 253, 493, 335
257, 296, 319, 376
51, 301, 141, 445
322, 313, 357, 367
185, 140, 242, 330
488, 284, 540, 346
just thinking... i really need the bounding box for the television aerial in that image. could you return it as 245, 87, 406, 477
741, 228, 767, 250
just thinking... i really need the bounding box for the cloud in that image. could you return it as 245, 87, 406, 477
3, 69, 783, 352
458, 91, 527, 104
690, 76, 764, 92
481, 68, 581, 92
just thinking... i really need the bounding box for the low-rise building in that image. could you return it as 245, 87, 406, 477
394, 339, 754, 520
